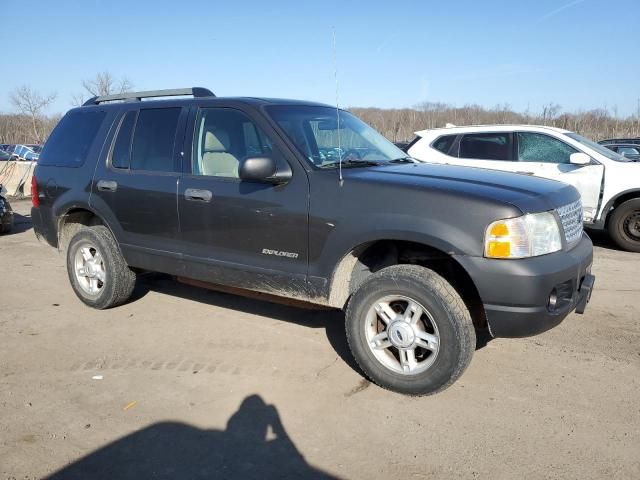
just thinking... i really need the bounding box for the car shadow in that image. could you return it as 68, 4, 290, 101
3, 211, 32, 235
46, 394, 338, 480
134, 273, 490, 377
475, 329, 492, 350
585, 228, 620, 251
133, 273, 363, 375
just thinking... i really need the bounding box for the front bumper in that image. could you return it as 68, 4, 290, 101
455, 234, 594, 338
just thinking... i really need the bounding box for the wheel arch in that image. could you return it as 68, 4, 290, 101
327, 238, 486, 329
56, 204, 118, 252
601, 189, 640, 228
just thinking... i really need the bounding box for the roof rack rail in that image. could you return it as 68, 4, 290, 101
83, 87, 215, 106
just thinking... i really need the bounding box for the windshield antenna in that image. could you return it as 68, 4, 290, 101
332, 27, 343, 185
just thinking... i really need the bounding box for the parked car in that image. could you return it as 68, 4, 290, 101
393, 141, 411, 151
31, 88, 594, 395
407, 125, 640, 252
0, 184, 14, 233
0, 149, 11, 161
12, 144, 39, 161
601, 143, 640, 161
598, 137, 640, 146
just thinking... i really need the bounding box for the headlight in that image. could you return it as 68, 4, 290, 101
484, 212, 562, 259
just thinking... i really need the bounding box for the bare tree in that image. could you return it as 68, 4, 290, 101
9, 85, 57, 143
351, 103, 640, 143
71, 71, 133, 106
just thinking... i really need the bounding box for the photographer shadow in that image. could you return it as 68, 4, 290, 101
47, 395, 337, 480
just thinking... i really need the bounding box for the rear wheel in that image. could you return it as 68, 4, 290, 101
345, 264, 476, 395
608, 198, 640, 252
66, 225, 136, 309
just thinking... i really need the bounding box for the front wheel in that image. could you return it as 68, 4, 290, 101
345, 264, 476, 396
608, 198, 640, 253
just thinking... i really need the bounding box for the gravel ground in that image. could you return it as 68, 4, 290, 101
1, 199, 639, 479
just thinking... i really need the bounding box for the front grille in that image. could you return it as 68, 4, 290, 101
556, 199, 583, 248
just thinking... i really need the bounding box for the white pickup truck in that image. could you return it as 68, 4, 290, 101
407, 125, 640, 252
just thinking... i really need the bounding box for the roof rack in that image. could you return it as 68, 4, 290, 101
83, 87, 215, 106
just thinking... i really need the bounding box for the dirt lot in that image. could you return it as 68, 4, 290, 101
1, 199, 639, 479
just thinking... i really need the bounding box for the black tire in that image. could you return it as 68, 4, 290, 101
345, 264, 476, 396
66, 225, 136, 309
608, 198, 640, 253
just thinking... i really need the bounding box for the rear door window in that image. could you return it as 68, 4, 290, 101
517, 132, 577, 164
131, 108, 181, 172
459, 133, 512, 160
38, 110, 106, 167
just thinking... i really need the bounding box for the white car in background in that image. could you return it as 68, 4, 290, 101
406, 125, 640, 252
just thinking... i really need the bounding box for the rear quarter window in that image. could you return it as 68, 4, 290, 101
431, 134, 456, 155
38, 110, 107, 167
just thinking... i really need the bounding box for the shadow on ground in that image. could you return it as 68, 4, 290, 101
134, 273, 363, 373
586, 228, 620, 251
3, 211, 32, 235
132, 273, 491, 379
47, 394, 337, 480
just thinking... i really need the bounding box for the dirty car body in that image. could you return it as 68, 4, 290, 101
30, 89, 595, 394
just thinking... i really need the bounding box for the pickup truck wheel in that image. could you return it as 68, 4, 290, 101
608, 198, 640, 252
345, 264, 475, 395
66, 225, 136, 309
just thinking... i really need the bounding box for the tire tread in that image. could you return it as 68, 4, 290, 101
66, 225, 136, 309
345, 264, 476, 396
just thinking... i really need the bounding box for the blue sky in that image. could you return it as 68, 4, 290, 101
1, 0, 639, 116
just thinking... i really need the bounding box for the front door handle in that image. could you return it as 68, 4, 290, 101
184, 188, 212, 202
97, 180, 118, 192
516, 171, 535, 176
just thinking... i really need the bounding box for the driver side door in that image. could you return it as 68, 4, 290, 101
177, 106, 310, 298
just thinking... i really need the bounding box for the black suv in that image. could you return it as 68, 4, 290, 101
32, 88, 595, 395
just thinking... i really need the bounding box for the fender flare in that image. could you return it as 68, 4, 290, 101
595, 188, 640, 228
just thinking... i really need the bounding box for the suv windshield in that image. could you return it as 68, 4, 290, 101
564, 132, 630, 162
267, 105, 407, 168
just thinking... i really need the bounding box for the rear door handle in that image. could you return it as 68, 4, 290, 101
97, 180, 118, 192
184, 188, 213, 202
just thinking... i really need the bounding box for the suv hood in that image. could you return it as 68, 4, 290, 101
352, 163, 579, 214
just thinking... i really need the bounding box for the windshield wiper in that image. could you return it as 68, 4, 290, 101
388, 157, 416, 164
319, 159, 383, 169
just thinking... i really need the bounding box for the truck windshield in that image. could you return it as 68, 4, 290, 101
266, 105, 408, 168
564, 132, 630, 162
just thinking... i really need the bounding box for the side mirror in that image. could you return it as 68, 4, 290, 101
569, 152, 591, 165
238, 156, 291, 184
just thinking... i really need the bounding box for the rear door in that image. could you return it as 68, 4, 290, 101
176, 105, 310, 297
514, 132, 604, 221
91, 105, 187, 271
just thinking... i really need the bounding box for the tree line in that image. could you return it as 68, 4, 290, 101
1, 73, 639, 145
351, 102, 640, 143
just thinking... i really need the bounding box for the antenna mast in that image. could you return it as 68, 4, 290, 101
332, 27, 343, 184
